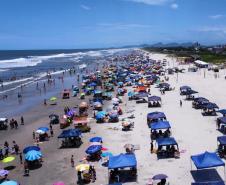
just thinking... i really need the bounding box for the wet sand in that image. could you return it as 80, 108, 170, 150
0, 51, 226, 185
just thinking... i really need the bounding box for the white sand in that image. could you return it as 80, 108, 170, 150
97, 52, 226, 185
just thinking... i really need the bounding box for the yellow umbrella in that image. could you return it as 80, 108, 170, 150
75, 164, 90, 172
2, 156, 15, 163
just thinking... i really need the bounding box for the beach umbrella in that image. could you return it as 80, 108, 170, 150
80, 93, 85, 96
37, 127, 49, 132
85, 145, 102, 154
50, 97, 57, 101
66, 109, 75, 117
152, 174, 168, 180
0, 181, 18, 185
23, 146, 40, 154
101, 152, 113, 158
0, 169, 9, 177
79, 102, 88, 108
93, 102, 102, 107
128, 91, 135, 97
2, 156, 15, 163
109, 111, 118, 118
25, 150, 42, 161
75, 164, 90, 172
89, 142, 102, 146
95, 111, 106, 120
52, 182, 65, 185
88, 82, 97, 87
89, 136, 102, 143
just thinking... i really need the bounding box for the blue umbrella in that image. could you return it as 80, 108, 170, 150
117, 82, 123, 86
93, 102, 102, 107
85, 145, 102, 154
0, 181, 18, 185
95, 111, 106, 120
94, 90, 102, 94
37, 127, 49, 132
88, 82, 97, 87
90, 137, 102, 143
25, 150, 42, 161
23, 146, 40, 154
128, 91, 135, 97
109, 112, 118, 118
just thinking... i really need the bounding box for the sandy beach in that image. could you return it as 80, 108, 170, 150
1, 50, 226, 185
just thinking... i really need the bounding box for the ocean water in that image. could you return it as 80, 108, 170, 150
0, 48, 130, 94
0, 48, 133, 117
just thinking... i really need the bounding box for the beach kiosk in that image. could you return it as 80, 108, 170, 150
108, 153, 137, 184
58, 129, 82, 148
148, 96, 161, 108
191, 151, 225, 183
147, 112, 166, 124
149, 121, 171, 140
156, 137, 179, 159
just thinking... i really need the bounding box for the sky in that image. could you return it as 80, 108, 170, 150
0, 0, 226, 49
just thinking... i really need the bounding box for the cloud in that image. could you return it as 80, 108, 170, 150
170, 3, 178, 9
125, 0, 173, 5
80, 4, 91, 10
97, 23, 153, 29
209, 14, 224, 19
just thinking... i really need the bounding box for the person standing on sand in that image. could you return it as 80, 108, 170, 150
71, 155, 74, 167
50, 128, 54, 137
19, 152, 23, 164
180, 100, 182, 107
14, 119, 18, 129
21, 116, 24, 125
150, 140, 154, 153
44, 99, 47, 105
33, 131, 35, 140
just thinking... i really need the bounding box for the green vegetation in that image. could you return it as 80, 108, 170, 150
143, 47, 226, 64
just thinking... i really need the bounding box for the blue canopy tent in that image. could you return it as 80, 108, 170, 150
184, 89, 198, 96
194, 97, 209, 103
217, 109, 226, 116
58, 129, 81, 138
148, 96, 161, 102
156, 137, 178, 147
191, 151, 225, 170
180, 85, 191, 91
149, 121, 171, 130
108, 154, 137, 169
86, 145, 102, 155
202, 103, 219, 110
217, 136, 226, 145
147, 111, 166, 123
217, 117, 226, 124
